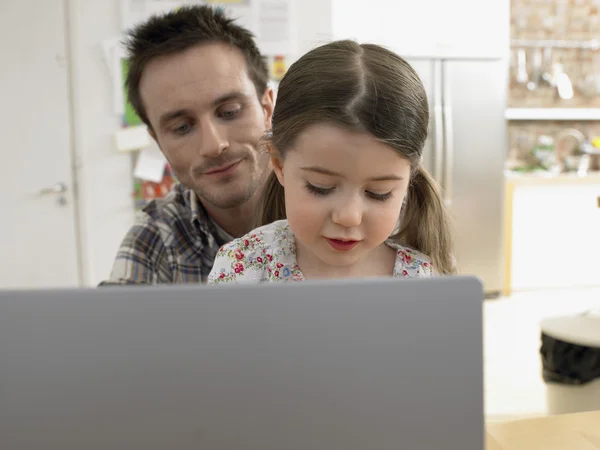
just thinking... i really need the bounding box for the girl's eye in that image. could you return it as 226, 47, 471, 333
305, 183, 394, 202
367, 191, 394, 202
305, 182, 334, 196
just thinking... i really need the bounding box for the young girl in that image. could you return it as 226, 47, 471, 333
207, 40, 454, 284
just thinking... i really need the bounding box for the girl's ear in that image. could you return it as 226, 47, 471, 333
267, 142, 284, 186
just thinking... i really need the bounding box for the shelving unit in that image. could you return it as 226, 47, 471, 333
505, 108, 600, 121
510, 38, 600, 49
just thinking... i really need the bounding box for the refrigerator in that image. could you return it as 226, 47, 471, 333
406, 58, 507, 296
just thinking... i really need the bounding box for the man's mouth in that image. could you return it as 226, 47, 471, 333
203, 160, 242, 175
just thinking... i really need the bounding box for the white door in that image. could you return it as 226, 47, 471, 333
0, 0, 80, 289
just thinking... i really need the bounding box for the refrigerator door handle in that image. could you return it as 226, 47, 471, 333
432, 60, 444, 186
442, 62, 454, 207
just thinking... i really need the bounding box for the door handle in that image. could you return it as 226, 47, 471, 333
39, 182, 68, 196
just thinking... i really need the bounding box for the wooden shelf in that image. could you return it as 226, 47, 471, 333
505, 108, 600, 121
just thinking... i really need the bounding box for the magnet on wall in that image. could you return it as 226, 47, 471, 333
270, 55, 287, 81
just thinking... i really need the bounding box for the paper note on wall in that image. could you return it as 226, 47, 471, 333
120, 0, 194, 32
120, 0, 294, 54
205, 0, 254, 35
133, 141, 168, 183
116, 125, 150, 152
206, 0, 294, 55
101, 38, 126, 116
256, 0, 292, 55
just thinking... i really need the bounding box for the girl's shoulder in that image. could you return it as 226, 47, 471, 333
386, 241, 435, 278
207, 220, 299, 284
218, 220, 294, 256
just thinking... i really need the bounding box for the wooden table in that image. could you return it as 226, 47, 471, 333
486, 410, 600, 449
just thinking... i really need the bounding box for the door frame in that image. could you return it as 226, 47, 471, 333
63, 0, 86, 287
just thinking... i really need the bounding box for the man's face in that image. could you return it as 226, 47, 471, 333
140, 43, 273, 209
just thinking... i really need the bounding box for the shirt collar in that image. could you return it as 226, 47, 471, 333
188, 188, 212, 236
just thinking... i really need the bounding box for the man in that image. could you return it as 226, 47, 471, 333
101, 5, 274, 284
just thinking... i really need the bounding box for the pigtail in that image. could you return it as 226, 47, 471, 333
393, 166, 455, 275
254, 170, 286, 228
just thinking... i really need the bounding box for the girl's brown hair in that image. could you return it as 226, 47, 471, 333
256, 40, 455, 275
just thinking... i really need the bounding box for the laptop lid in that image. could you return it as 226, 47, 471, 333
0, 276, 483, 450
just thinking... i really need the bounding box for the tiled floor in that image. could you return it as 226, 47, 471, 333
483, 286, 600, 422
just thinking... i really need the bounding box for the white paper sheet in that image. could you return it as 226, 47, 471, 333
115, 125, 151, 152
101, 38, 127, 115
206, 0, 255, 35
119, 0, 294, 55
120, 0, 189, 32
256, 0, 292, 55
133, 141, 168, 182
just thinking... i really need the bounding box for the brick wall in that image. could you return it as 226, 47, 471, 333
508, 0, 600, 170
510, 0, 600, 107
508, 120, 600, 170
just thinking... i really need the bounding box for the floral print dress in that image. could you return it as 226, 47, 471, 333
207, 220, 434, 284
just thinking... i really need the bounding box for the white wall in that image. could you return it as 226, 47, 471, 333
68, 0, 135, 286
67, 0, 333, 286
293, 0, 332, 57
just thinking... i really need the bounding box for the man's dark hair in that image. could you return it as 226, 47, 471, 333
124, 5, 269, 127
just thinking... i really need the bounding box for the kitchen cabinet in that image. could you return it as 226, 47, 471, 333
507, 175, 600, 292
331, 0, 509, 59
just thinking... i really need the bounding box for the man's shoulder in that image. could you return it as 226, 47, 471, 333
129, 183, 203, 251
101, 185, 213, 285
137, 184, 193, 226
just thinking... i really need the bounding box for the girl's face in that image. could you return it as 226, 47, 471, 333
271, 124, 412, 277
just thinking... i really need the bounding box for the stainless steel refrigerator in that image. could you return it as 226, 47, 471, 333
406, 58, 507, 296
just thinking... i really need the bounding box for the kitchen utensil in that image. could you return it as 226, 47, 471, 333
516, 48, 529, 84
555, 128, 586, 172
578, 74, 597, 97
576, 48, 598, 98
555, 63, 574, 100
527, 48, 543, 91
541, 47, 555, 86
591, 53, 600, 95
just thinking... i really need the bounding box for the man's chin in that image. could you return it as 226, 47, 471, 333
195, 189, 254, 210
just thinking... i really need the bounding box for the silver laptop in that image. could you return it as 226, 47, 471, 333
0, 276, 483, 450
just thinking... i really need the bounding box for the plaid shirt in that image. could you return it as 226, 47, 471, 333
100, 184, 229, 285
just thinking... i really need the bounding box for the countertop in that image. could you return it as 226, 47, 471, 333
504, 171, 600, 186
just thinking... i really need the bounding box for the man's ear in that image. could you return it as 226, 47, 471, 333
266, 142, 284, 186
261, 87, 275, 129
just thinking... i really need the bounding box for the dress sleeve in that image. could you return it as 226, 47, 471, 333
396, 248, 435, 278
207, 238, 263, 284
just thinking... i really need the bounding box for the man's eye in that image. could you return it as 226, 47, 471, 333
173, 123, 191, 135
220, 107, 241, 119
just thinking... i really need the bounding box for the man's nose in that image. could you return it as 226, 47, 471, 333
197, 119, 228, 157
